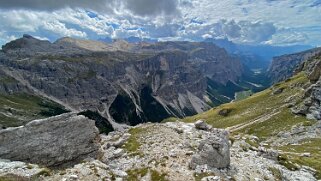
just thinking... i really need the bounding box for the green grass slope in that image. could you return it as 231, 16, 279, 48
165, 72, 321, 178
0, 93, 69, 128
181, 72, 309, 136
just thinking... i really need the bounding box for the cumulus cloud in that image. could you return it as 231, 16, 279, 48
0, 0, 180, 17
123, 0, 179, 17
0, 0, 319, 46
43, 21, 87, 38
146, 23, 181, 38
178, 20, 277, 44
0, 31, 17, 46
0, 10, 88, 39
207, 20, 276, 44
265, 31, 309, 45
233, 21, 276, 43
0, 0, 112, 12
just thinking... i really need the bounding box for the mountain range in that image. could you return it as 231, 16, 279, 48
0, 35, 248, 130
0, 34, 320, 180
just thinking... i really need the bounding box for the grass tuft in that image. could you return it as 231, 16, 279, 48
122, 127, 145, 156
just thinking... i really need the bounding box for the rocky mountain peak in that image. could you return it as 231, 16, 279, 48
54, 37, 115, 52
22, 34, 34, 39
1, 34, 52, 53
111, 39, 133, 51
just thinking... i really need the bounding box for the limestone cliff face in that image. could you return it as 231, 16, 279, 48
0, 35, 243, 126
268, 47, 321, 84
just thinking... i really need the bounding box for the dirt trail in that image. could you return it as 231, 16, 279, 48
227, 109, 281, 132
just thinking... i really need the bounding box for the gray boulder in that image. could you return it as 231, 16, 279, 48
194, 120, 212, 131
0, 113, 100, 167
190, 130, 230, 169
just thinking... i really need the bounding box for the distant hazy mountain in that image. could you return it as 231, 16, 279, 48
98, 37, 113, 43
204, 38, 313, 70
268, 47, 321, 84
98, 36, 158, 44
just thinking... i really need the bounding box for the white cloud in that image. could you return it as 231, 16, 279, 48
0, 0, 320, 46
43, 21, 87, 38
0, 31, 18, 47
178, 0, 320, 45
202, 34, 212, 39
0, 0, 180, 17
33, 36, 49, 41
265, 31, 309, 46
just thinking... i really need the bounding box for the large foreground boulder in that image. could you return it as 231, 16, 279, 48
190, 122, 230, 169
0, 113, 100, 167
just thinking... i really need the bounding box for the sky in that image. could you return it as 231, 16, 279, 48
0, 0, 320, 47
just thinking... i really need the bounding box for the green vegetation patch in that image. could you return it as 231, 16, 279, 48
161, 117, 178, 123
122, 127, 146, 156
0, 93, 69, 127
126, 168, 149, 181
268, 167, 282, 181
277, 154, 300, 171
242, 110, 309, 139
235, 90, 253, 101
180, 73, 309, 140
125, 168, 168, 181
0, 76, 17, 84
150, 169, 167, 181
0, 174, 27, 181
278, 138, 321, 179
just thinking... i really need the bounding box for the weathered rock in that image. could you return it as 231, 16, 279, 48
194, 120, 212, 131
292, 56, 321, 120
112, 169, 128, 177
0, 159, 49, 180
201, 176, 221, 181
300, 153, 311, 157
190, 131, 230, 169
218, 108, 232, 117
112, 133, 131, 148
272, 87, 285, 95
307, 57, 321, 83
0, 113, 100, 167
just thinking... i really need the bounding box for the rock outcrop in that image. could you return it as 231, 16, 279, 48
0, 113, 100, 167
194, 119, 212, 131
190, 121, 230, 169
268, 47, 321, 84
190, 134, 230, 169
292, 55, 321, 120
